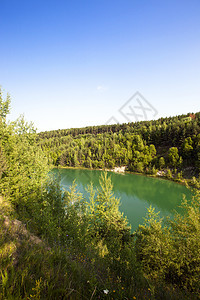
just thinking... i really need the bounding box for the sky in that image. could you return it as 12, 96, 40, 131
0, 0, 200, 132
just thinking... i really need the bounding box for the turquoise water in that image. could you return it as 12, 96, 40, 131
52, 168, 193, 231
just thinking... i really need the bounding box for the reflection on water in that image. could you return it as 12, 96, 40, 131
52, 168, 193, 231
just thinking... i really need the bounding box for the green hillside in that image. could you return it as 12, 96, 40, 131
1, 90, 200, 299
38, 112, 200, 184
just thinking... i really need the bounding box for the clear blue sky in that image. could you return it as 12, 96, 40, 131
1, 0, 200, 132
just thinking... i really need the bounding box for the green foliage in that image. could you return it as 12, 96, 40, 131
159, 157, 165, 169
0, 92, 49, 220
166, 168, 173, 179
1, 89, 199, 299
182, 137, 193, 158
86, 173, 131, 247
0, 145, 6, 180
63, 180, 88, 249
0, 173, 142, 300
135, 191, 200, 296
168, 192, 200, 292
168, 147, 179, 167
135, 207, 172, 281
33, 177, 68, 245
0, 212, 89, 300
0, 88, 11, 120
38, 111, 200, 180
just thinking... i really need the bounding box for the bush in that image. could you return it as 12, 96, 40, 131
135, 191, 200, 297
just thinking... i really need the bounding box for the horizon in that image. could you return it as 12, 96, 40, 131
1, 0, 200, 131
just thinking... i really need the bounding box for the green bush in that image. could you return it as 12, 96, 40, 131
135, 191, 200, 297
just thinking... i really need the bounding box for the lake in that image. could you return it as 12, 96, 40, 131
52, 168, 193, 231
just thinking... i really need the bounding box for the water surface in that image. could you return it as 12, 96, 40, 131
52, 168, 192, 230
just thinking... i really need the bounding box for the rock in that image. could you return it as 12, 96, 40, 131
111, 166, 126, 173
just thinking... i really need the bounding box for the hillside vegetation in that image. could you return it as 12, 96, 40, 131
38, 112, 200, 184
0, 89, 200, 299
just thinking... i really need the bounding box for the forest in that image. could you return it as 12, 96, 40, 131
38, 111, 200, 184
0, 89, 200, 299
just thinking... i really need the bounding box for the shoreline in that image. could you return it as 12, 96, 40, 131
53, 165, 198, 188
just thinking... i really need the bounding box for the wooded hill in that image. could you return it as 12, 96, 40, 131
38, 112, 200, 180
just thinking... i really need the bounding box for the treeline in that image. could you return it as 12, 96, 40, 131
0, 90, 200, 299
38, 112, 200, 180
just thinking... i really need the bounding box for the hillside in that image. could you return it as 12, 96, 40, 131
38, 112, 200, 182
1, 91, 200, 299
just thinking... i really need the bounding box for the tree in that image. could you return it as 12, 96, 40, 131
159, 157, 165, 169
0, 88, 11, 120
135, 207, 172, 281
149, 144, 156, 158
0, 91, 49, 224
182, 137, 193, 158
63, 180, 87, 248
86, 173, 131, 255
168, 147, 179, 168
135, 190, 200, 293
